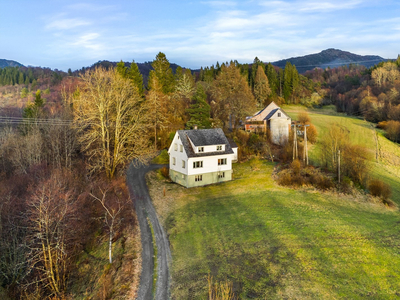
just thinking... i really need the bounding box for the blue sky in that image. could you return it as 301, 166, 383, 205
1, 0, 399, 71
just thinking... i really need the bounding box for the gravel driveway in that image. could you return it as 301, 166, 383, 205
126, 162, 171, 300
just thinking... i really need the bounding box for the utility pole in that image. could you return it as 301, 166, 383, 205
292, 123, 298, 160
303, 125, 309, 165
338, 149, 341, 184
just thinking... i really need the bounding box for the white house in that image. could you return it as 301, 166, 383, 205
245, 101, 291, 145
168, 128, 238, 188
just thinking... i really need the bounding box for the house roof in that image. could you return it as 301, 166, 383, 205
246, 101, 290, 122
177, 128, 234, 158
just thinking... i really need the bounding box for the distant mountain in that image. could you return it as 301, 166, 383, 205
271, 49, 387, 73
0, 59, 24, 68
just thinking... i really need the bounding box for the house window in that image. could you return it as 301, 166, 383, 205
278, 113, 281, 117
193, 161, 203, 168
218, 158, 227, 165
182, 160, 185, 168
180, 144, 183, 152
172, 157, 176, 165
195, 175, 203, 182
217, 145, 222, 151
174, 143, 177, 151
182, 174, 185, 179
198, 147, 204, 152
218, 172, 225, 178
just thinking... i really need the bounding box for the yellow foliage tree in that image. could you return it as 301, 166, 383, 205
73, 67, 153, 178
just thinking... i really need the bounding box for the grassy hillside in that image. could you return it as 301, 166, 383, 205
283, 105, 400, 204
148, 161, 400, 299
147, 107, 400, 298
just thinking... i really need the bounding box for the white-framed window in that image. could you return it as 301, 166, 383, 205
174, 143, 177, 151
218, 158, 227, 165
180, 144, 183, 152
218, 172, 225, 178
195, 175, 202, 182
172, 157, 176, 165
193, 161, 203, 168
198, 147, 204, 152
278, 112, 281, 117
217, 145, 222, 151
182, 160, 185, 168
182, 174, 185, 179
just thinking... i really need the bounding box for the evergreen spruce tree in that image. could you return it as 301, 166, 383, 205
150, 52, 175, 94
266, 63, 279, 96
283, 62, 299, 103
127, 61, 144, 96
253, 65, 271, 107
116, 60, 128, 77
186, 85, 211, 129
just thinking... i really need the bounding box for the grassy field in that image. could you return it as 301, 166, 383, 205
147, 106, 400, 298
148, 160, 400, 299
283, 105, 400, 203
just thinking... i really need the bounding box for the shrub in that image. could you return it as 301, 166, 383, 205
291, 159, 301, 175
159, 166, 170, 179
385, 120, 400, 143
376, 121, 388, 129
297, 112, 311, 124
306, 124, 318, 144
152, 149, 169, 164
277, 169, 293, 186
368, 179, 392, 201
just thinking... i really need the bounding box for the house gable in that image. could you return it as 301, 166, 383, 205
168, 128, 237, 188
247, 101, 280, 122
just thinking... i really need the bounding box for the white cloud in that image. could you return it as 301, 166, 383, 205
46, 18, 91, 30
299, 0, 362, 12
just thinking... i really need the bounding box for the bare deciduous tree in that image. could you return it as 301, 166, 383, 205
90, 186, 124, 264
73, 67, 153, 178
26, 174, 76, 297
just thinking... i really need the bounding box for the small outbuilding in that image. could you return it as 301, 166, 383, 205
245, 102, 291, 145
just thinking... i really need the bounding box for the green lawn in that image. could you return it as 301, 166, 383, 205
149, 161, 400, 299
283, 105, 400, 203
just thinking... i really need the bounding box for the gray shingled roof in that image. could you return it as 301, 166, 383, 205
177, 128, 234, 158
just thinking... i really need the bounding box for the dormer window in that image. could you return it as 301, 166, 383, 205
217, 145, 222, 151
198, 147, 204, 153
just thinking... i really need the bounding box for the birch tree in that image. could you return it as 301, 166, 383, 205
73, 67, 153, 178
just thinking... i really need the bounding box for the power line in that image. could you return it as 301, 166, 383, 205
0, 117, 72, 126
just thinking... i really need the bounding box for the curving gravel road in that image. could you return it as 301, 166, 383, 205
126, 162, 171, 300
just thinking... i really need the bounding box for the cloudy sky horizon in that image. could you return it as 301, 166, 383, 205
1, 0, 399, 71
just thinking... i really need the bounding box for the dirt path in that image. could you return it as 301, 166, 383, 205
126, 162, 171, 300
